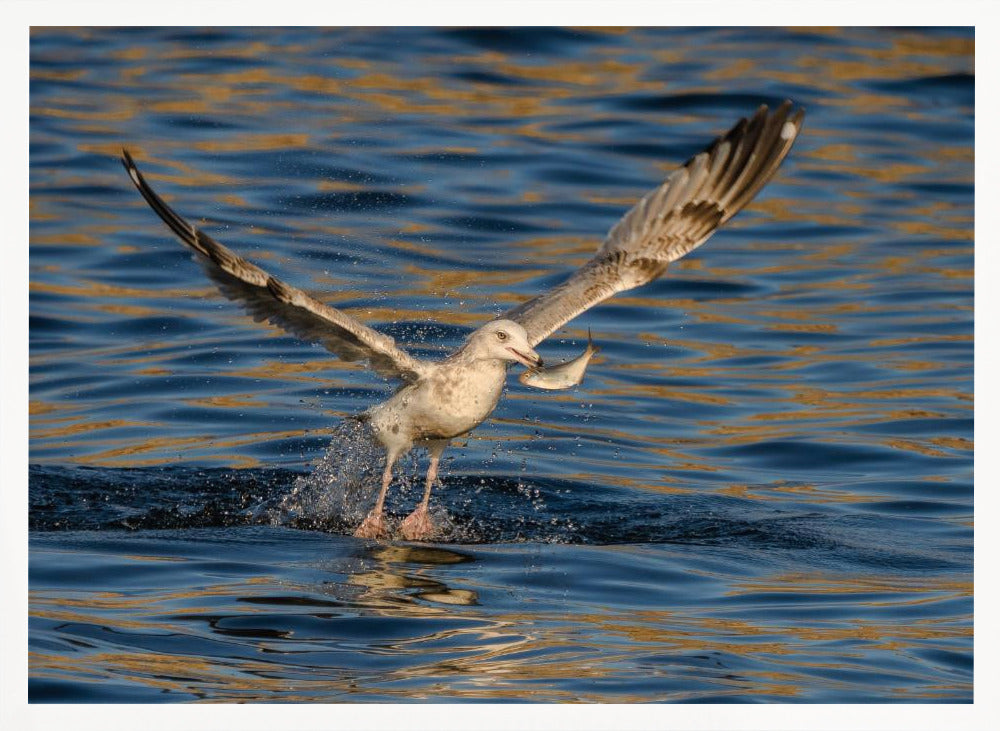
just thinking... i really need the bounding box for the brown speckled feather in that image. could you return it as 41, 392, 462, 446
503, 102, 805, 346
121, 150, 429, 383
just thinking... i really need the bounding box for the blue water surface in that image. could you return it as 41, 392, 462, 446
29, 26, 973, 702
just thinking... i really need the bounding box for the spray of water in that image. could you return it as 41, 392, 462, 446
269, 417, 385, 532
262, 414, 472, 539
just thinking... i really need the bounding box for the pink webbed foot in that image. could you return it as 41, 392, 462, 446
354, 510, 389, 540
399, 506, 435, 541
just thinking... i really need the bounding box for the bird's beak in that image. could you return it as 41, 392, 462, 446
508, 346, 542, 369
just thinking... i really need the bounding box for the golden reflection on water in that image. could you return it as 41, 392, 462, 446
30, 25, 972, 477
28, 542, 972, 701
28, 27, 972, 703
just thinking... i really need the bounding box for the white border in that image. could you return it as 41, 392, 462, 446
5, 2, 993, 730
0, 0, 993, 26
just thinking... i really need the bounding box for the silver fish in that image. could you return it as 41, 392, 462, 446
519, 330, 600, 391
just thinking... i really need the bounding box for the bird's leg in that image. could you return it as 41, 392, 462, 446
354, 459, 394, 539
400, 446, 443, 541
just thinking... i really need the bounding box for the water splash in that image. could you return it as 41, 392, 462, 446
268, 418, 385, 532
269, 419, 473, 539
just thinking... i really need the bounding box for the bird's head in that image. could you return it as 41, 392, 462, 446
468, 320, 542, 368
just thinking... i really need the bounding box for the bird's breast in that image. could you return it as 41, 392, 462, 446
366, 361, 508, 447
418, 362, 505, 437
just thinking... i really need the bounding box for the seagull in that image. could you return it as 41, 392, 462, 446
121, 101, 804, 541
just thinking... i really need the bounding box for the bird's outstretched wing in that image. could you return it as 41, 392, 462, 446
121, 150, 429, 383
502, 101, 805, 346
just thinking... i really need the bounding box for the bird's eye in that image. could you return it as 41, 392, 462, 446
496, 331, 508, 341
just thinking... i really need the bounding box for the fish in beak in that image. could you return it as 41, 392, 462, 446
519, 330, 599, 391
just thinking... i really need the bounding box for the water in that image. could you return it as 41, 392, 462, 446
29, 27, 973, 703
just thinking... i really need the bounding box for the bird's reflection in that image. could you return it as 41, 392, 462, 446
325, 541, 480, 609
